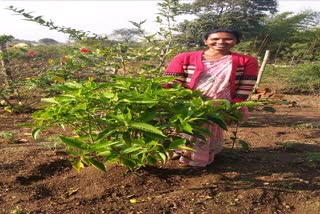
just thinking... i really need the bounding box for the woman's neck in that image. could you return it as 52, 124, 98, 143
203, 50, 231, 60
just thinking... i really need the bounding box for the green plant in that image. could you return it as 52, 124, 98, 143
32, 77, 256, 172
228, 124, 250, 151
0, 131, 16, 143
130, 0, 182, 74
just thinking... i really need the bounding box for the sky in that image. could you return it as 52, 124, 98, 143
0, 0, 319, 43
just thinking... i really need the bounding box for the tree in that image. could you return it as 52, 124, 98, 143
39, 38, 59, 45
176, 0, 278, 47
259, 10, 320, 62
109, 28, 142, 43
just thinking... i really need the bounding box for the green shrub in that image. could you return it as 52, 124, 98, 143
32, 76, 256, 172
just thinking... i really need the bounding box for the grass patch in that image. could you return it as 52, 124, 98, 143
304, 153, 320, 163
292, 123, 320, 130
261, 63, 320, 94
0, 131, 16, 143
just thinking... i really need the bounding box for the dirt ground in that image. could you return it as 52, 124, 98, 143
0, 93, 319, 214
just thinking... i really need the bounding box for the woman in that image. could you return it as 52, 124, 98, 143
164, 29, 259, 167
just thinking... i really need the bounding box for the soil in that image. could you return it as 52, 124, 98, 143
0, 93, 319, 214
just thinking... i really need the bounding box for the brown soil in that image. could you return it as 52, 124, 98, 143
0, 94, 319, 214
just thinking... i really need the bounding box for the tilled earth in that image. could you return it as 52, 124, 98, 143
0, 94, 319, 214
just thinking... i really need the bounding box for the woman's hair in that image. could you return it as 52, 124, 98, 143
204, 29, 242, 44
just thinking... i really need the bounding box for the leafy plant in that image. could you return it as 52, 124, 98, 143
32, 76, 256, 172
130, 0, 182, 74
228, 124, 250, 151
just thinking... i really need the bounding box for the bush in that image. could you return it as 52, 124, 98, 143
32, 76, 254, 172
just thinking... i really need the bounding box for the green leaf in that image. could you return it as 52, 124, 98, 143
130, 100, 158, 104
41, 98, 59, 104
262, 106, 276, 113
97, 150, 111, 157
123, 145, 143, 154
143, 132, 166, 141
32, 128, 41, 140
130, 122, 165, 136
177, 145, 195, 151
207, 113, 227, 130
87, 158, 106, 172
104, 91, 114, 98
95, 129, 116, 141
169, 138, 186, 149
89, 140, 113, 150
17, 123, 34, 127
238, 140, 250, 151
138, 111, 157, 122
158, 152, 167, 163
125, 108, 132, 122
64, 81, 82, 89
146, 156, 157, 165
233, 101, 259, 108
59, 136, 86, 150
129, 21, 140, 27
122, 157, 137, 169
180, 123, 193, 133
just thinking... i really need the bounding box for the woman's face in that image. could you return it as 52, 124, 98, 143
204, 32, 237, 52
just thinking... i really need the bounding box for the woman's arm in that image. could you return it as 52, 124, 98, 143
163, 53, 188, 88
232, 56, 259, 103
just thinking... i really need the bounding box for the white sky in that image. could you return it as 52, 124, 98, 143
0, 0, 319, 43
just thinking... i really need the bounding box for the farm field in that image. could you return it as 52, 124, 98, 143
1, 0, 320, 213
1, 93, 319, 214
